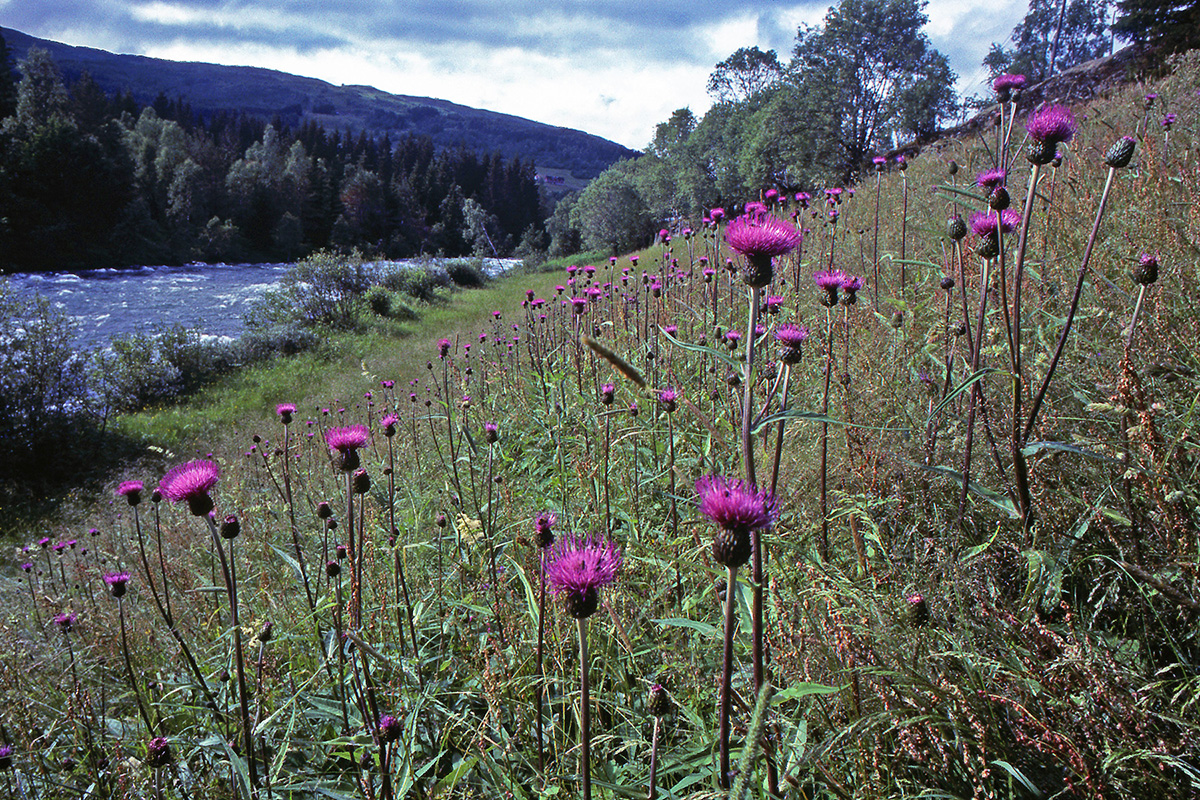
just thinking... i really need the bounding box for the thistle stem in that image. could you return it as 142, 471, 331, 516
578, 617, 591, 800
718, 564, 738, 790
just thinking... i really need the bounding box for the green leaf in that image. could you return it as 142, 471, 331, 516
659, 326, 740, 370
926, 368, 996, 425
1021, 439, 1126, 468
652, 617, 719, 638
752, 408, 909, 435
773, 682, 844, 702
905, 460, 1020, 518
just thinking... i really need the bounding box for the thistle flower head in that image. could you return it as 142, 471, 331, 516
54, 612, 77, 631
103, 571, 130, 598
969, 209, 1021, 238
697, 475, 777, 569
976, 168, 1007, 189
378, 714, 404, 744
117, 480, 143, 506
325, 425, 369, 453
276, 403, 296, 424
724, 213, 802, 288
146, 737, 172, 768
775, 323, 810, 349
380, 414, 398, 437
1026, 104, 1077, 145
534, 512, 557, 548
659, 387, 679, 413
544, 533, 622, 619
992, 73, 1027, 100
159, 460, 220, 517
813, 269, 845, 291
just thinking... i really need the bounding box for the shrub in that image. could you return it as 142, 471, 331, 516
445, 258, 489, 288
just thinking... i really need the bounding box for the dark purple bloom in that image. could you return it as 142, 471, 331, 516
976, 168, 1006, 189
380, 414, 398, 437
659, 387, 679, 413
276, 403, 296, 424
54, 612, 77, 631
146, 737, 172, 768
969, 209, 1021, 237
104, 571, 131, 598
159, 460, 220, 517
117, 480, 144, 506
725, 213, 802, 287
775, 323, 810, 348
1026, 104, 1077, 145
544, 533, 622, 619
438, 338, 452, 358
992, 73, 1027, 98
325, 425, 369, 453
378, 714, 404, 743
535, 511, 557, 548
696, 475, 777, 535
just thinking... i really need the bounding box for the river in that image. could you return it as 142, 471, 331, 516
4, 259, 519, 349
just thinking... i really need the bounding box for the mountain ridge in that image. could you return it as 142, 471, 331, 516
0, 26, 637, 179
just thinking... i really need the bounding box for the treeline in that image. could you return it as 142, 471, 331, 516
0, 41, 548, 271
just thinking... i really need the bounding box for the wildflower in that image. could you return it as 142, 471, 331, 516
969, 209, 1021, 239
220, 514, 240, 539
570, 297, 587, 314
648, 683, 671, 716
352, 468, 371, 495
696, 475, 777, 569
438, 338, 451, 358
1162, 112, 1176, 130
326, 560, 341, 578
544, 533, 622, 619
1105, 136, 1136, 168
1026, 104, 1077, 164
710, 207, 725, 222
146, 737, 171, 768
0, 745, 12, 770
103, 571, 130, 598
159, 460, 220, 517
940, 276, 956, 291
117, 480, 143, 506
1133, 253, 1159, 286
378, 714, 404, 744
54, 612, 77, 631
992, 73, 1026, 102
873, 155, 886, 169
840, 274, 863, 306
814, 269, 845, 306
776, 323, 810, 364
484, 422, 499, 444
907, 593, 930, 626
600, 383, 615, 405
724, 213, 802, 288
659, 388, 679, 413
947, 215, 968, 241
535, 512, 557, 548
976, 168, 1006, 189
381, 414, 398, 437
325, 425, 369, 471
764, 295, 784, 314
276, 403, 296, 424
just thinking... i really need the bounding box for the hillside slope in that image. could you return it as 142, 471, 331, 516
0, 27, 637, 178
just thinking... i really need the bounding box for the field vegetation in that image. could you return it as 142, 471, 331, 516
2, 6, 1200, 800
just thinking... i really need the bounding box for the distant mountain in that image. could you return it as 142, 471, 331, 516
0, 27, 637, 179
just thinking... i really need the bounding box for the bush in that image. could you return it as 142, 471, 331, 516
376, 262, 450, 302
445, 258, 489, 288
366, 285, 393, 316
0, 281, 96, 483
247, 250, 372, 331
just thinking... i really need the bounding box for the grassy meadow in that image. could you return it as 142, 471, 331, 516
2, 57, 1199, 800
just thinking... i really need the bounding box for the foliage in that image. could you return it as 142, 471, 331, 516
790, 0, 958, 177
1113, 0, 1200, 51
0, 45, 551, 270
985, 0, 1113, 82
569, 160, 657, 254
706, 46, 786, 103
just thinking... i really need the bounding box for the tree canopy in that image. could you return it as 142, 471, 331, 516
985, 0, 1112, 82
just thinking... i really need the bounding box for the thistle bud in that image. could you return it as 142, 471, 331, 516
947, 216, 967, 241
648, 684, 671, 716
987, 186, 1010, 211
352, 468, 371, 495
1133, 253, 1159, 286
220, 515, 240, 539
1105, 136, 1136, 169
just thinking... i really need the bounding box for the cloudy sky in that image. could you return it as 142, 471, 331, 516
0, 0, 1028, 149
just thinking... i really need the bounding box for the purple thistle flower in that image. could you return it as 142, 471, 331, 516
378, 714, 404, 743
992, 73, 1027, 100
724, 213, 802, 287
764, 295, 784, 314
117, 480, 143, 506
276, 403, 296, 424
104, 571, 131, 598
1162, 113, 1176, 129
484, 422, 499, 444
659, 387, 679, 413
544, 533, 622, 619
814, 269, 845, 291
570, 297, 587, 314
146, 736, 172, 768
535, 511, 557, 548
976, 168, 1007, 189
54, 612, 77, 631
159, 460, 220, 517
775, 323, 810, 348
380, 414, 399, 437
325, 425, 369, 453
438, 338, 452, 358
1026, 104, 1077, 145
697, 475, 777, 569
969, 209, 1021, 237
710, 207, 726, 222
